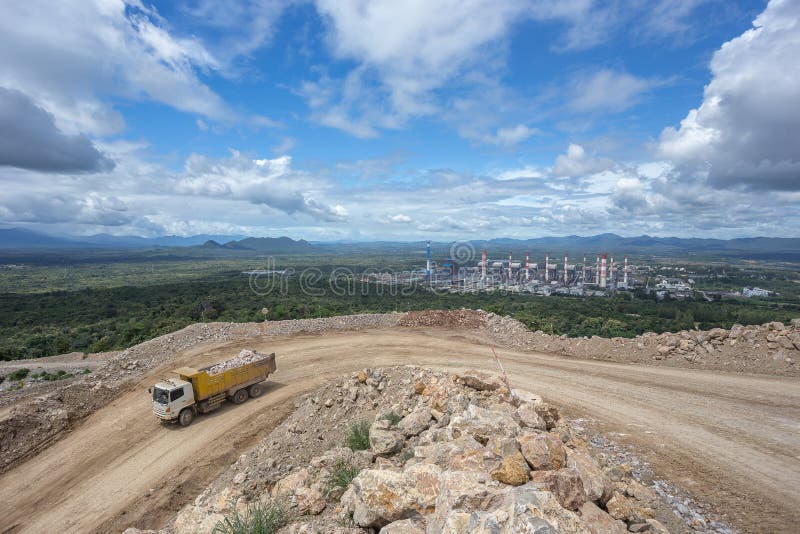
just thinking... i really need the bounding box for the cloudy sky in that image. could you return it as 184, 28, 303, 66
0, 0, 798, 240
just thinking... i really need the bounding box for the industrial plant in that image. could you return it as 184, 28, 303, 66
365, 241, 638, 296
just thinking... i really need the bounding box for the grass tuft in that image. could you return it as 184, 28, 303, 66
324, 459, 361, 494
345, 420, 370, 451
7, 368, 29, 381
212, 500, 285, 534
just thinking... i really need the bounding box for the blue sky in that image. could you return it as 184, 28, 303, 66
0, 0, 798, 240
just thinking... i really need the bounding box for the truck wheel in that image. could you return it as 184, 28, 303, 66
248, 383, 264, 398
232, 389, 248, 404
178, 408, 195, 427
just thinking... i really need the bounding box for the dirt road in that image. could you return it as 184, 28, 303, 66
1, 328, 798, 534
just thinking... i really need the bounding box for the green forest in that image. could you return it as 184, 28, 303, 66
2, 270, 798, 361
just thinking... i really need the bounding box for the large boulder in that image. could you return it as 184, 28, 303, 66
397, 405, 432, 437
605, 491, 656, 523
578, 501, 627, 534
272, 468, 310, 499
490, 451, 530, 486
295, 486, 326, 515
511, 388, 542, 405
516, 402, 547, 430
531, 468, 587, 511
457, 370, 505, 391
449, 404, 519, 444
567, 448, 612, 503
345, 463, 442, 527
517, 432, 566, 471
533, 402, 560, 430
414, 436, 483, 470
370, 429, 404, 456
429, 470, 507, 531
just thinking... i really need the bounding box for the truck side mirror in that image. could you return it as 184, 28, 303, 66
147, 387, 152, 394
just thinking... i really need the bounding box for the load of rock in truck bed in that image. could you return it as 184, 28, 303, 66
206, 349, 269, 375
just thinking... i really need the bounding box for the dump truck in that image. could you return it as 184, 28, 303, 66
150, 350, 276, 426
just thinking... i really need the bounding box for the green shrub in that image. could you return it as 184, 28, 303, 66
383, 411, 402, 426
212, 500, 285, 534
345, 420, 370, 451
8, 368, 29, 381
33, 370, 76, 381
324, 459, 360, 494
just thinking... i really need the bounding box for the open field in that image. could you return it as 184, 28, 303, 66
0, 327, 797, 533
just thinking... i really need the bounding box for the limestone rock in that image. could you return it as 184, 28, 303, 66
567, 448, 612, 503
456, 370, 505, 391
379, 518, 426, 533
413, 436, 483, 469
396, 405, 432, 437
272, 468, 310, 499
516, 402, 547, 430
578, 501, 627, 534
346, 463, 442, 527
449, 404, 519, 444
517, 432, 566, 471
491, 451, 529, 486
511, 388, 542, 405
429, 470, 507, 532
533, 402, 560, 430
531, 468, 587, 511
370, 429, 404, 456
296, 486, 326, 515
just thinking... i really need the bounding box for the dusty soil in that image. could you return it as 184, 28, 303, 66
0, 328, 797, 534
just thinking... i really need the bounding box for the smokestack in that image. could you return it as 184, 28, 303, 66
481, 249, 487, 280
525, 251, 530, 280
595, 255, 600, 284
583, 256, 587, 283
610, 257, 614, 284
426, 241, 431, 278
508, 251, 513, 280
545, 252, 550, 282
600, 253, 607, 288
624, 256, 629, 285
564, 252, 569, 284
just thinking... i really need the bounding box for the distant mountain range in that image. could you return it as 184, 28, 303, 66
0, 228, 247, 249
0, 228, 316, 254
1, 227, 799, 260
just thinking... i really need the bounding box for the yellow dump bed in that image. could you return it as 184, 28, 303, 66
174, 352, 276, 401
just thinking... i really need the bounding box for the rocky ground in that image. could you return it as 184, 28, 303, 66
2, 310, 798, 476
131, 366, 697, 534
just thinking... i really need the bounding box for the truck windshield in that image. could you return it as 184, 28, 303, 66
152, 387, 170, 404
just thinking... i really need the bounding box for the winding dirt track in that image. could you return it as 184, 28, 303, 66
0, 328, 798, 534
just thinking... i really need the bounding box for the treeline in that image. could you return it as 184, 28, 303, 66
1, 273, 798, 360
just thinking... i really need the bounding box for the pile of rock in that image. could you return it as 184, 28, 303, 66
400, 309, 487, 329
477, 311, 799, 376
206, 349, 269, 375
170, 367, 673, 534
